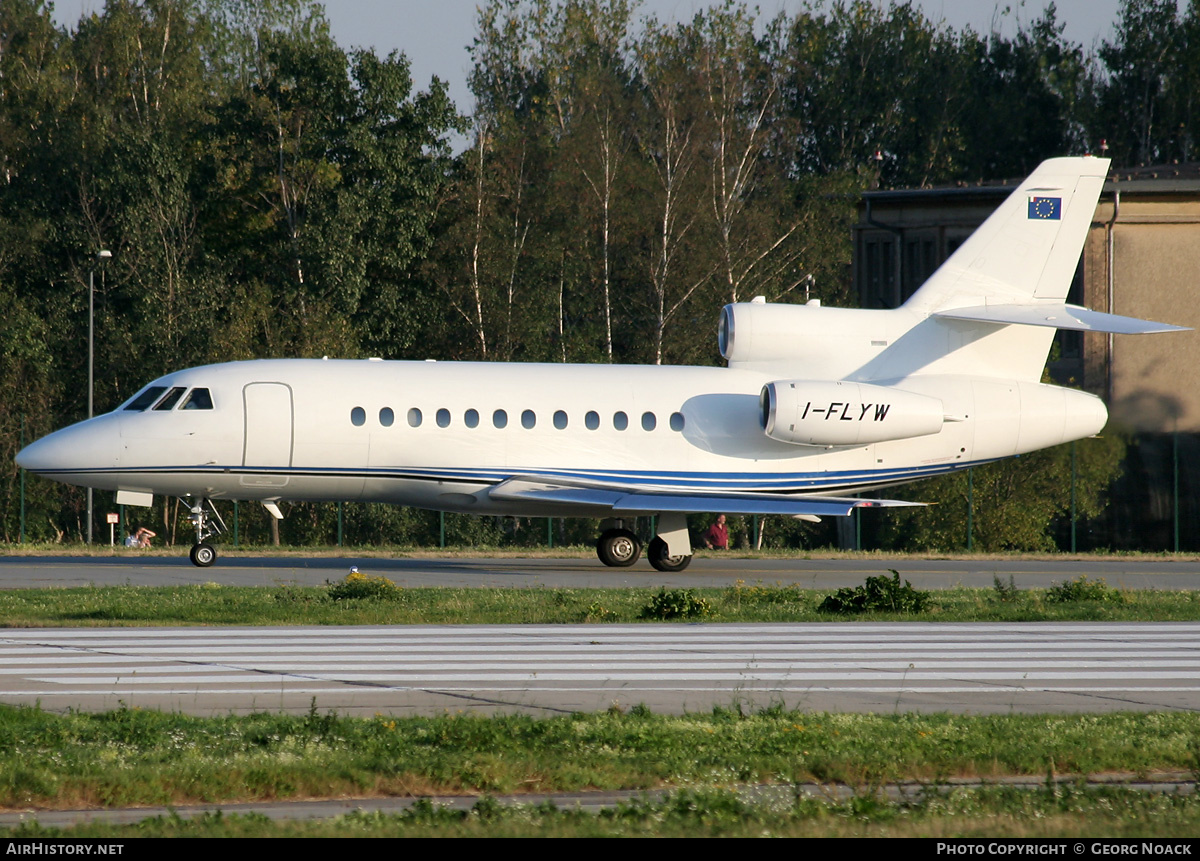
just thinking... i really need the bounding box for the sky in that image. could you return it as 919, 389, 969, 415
50, 0, 1127, 121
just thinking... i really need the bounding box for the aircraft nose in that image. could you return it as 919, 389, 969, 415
15, 416, 122, 476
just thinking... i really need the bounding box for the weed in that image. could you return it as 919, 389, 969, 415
726, 579, 807, 607
325, 570, 402, 602
1045, 576, 1122, 604
274, 584, 326, 606
817, 570, 930, 614
583, 601, 615, 622
992, 574, 1020, 602
640, 588, 712, 620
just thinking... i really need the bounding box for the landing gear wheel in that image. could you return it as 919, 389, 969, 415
597, 528, 641, 567
189, 542, 216, 568
647, 537, 691, 572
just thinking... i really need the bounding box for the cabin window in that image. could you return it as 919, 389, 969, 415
493, 409, 507, 428
180, 388, 213, 410
465, 409, 479, 428
407, 408, 422, 428
351, 407, 366, 427
153, 387, 187, 411
585, 411, 600, 430
124, 386, 166, 411
379, 407, 394, 427
613, 411, 628, 431
553, 410, 568, 429
521, 409, 536, 429
670, 411, 685, 432
641, 412, 656, 431
436, 408, 451, 428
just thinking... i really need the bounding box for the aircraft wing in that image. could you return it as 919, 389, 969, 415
934, 303, 1188, 334
487, 477, 923, 517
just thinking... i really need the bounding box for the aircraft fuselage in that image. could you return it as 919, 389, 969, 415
19, 358, 1106, 518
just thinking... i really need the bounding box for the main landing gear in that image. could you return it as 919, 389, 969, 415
595, 518, 693, 572
184, 497, 226, 568
647, 536, 691, 572
597, 528, 641, 567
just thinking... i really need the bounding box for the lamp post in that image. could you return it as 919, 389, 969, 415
87, 249, 112, 545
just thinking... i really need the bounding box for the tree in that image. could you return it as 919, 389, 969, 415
1098, 0, 1180, 166
876, 435, 1127, 552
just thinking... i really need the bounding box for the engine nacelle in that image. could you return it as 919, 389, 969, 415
760, 380, 946, 446
718, 301, 913, 379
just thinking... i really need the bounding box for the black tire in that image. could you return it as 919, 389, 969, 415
189, 542, 216, 568
597, 528, 641, 567
647, 536, 691, 572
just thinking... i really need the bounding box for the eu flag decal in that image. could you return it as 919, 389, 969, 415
1028, 196, 1061, 220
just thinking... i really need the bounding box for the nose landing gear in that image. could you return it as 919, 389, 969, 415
184, 497, 226, 567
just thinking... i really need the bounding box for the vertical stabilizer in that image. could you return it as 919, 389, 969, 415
853, 157, 1110, 383
904, 156, 1109, 315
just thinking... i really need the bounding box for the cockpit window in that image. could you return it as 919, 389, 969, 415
153, 387, 187, 411
180, 388, 213, 410
123, 386, 167, 411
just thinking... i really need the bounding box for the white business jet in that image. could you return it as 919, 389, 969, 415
16, 156, 1186, 569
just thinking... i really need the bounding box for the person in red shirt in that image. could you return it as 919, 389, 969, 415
704, 514, 728, 550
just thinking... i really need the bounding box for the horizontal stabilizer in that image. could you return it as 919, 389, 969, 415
934, 303, 1189, 334
489, 477, 923, 518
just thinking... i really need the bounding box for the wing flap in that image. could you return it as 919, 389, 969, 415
488, 477, 923, 517
934, 303, 1188, 334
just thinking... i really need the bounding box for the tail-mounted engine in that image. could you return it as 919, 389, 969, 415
760, 380, 945, 446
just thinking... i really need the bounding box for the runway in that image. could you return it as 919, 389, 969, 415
1, 622, 1197, 716
4, 552, 1200, 589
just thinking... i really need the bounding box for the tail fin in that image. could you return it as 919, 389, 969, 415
904, 156, 1109, 315
855, 157, 1110, 382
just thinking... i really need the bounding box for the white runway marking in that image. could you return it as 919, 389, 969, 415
2, 623, 1198, 714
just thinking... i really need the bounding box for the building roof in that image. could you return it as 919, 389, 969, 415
862, 162, 1200, 204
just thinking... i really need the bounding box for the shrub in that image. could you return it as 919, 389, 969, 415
1045, 575, 1122, 604
640, 588, 712, 620
326, 569, 402, 601
992, 574, 1020, 603
818, 570, 930, 614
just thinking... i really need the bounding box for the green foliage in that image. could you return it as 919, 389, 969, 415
877, 435, 1127, 552
992, 575, 1020, 603
1045, 576, 1123, 605
818, 570, 931, 614
639, 588, 712, 620
325, 570, 402, 602
4, 703, 1200, 834
725, 579, 809, 608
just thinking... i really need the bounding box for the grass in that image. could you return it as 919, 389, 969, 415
0, 705, 1197, 811
2, 706, 1200, 837
0, 579, 1198, 626
7, 786, 1200, 837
